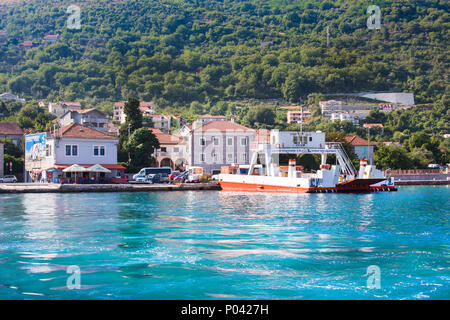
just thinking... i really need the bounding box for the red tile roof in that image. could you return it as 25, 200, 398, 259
0, 122, 24, 135
363, 123, 384, 128
114, 101, 154, 108
52, 123, 116, 140
149, 128, 183, 145
22, 41, 34, 46
344, 135, 376, 146
193, 121, 253, 132
198, 114, 226, 119
76, 108, 106, 116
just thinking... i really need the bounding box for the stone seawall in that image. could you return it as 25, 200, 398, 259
0, 183, 221, 193
389, 173, 450, 186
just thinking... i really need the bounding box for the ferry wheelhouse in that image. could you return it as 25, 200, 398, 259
218, 130, 396, 193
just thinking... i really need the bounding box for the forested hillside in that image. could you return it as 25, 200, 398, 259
0, 0, 448, 109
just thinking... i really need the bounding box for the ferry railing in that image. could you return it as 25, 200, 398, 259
326, 142, 357, 178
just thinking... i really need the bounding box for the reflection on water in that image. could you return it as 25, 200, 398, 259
0, 187, 449, 299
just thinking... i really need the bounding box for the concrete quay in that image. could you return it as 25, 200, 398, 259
0, 182, 221, 193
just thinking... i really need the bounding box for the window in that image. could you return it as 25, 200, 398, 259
309, 136, 312, 142
213, 137, 220, 145
293, 136, 298, 144
94, 146, 105, 156
65, 145, 78, 156
227, 153, 233, 162
160, 147, 167, 152
241, 153, 247, 162
227, 137, 233, 146
200, 154, 205, 162
174, 147, 179, 153
241, 137, 247, 146
46, 144, 52, 157
200, 138, 206, 146
213, 153, 220, 161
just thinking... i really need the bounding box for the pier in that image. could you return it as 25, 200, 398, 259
0, 182, 221, 194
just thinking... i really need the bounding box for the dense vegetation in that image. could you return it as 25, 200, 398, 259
0, 0, 448, 107
0, 0, 448, 172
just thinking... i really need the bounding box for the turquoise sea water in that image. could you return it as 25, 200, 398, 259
0, 186, 448, 300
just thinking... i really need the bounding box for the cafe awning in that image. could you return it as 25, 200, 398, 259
86, 164, 111, 173
62, 164, 89, 173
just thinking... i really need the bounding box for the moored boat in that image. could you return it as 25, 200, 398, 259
218, 130, 397, 193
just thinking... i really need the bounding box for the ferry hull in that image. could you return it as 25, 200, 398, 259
218, 179, 397, 194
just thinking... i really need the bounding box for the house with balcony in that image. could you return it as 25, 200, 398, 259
152, 129, 188, 170
287, 110, 311, 124
24, 123, 124, 183
58, 108, 109, 133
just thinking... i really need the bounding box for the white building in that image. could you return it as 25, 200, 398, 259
330, 112, 360, 126
0, 92, 25, 104
113, 101, 155, 123
196, 114, 227, 124
48, 101, 82, 117
152, 129, 189, 169
24, 123, 124, 183
189, 121, 256, 173
58, 108, 109, 133
151, 114, 171, 133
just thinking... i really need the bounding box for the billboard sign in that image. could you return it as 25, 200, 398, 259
25, 133, 46, 162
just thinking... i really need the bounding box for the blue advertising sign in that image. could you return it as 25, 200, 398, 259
25, 133, 46, 161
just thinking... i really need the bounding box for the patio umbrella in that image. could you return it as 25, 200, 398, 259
86, 164, 111, 173
62, 164, 89, 172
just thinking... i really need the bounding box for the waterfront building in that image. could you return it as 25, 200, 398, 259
152, 129, 189, 170
24, 123, 124, 183
189, 120, 255, 173
48, 101, 82, 117
0, 142, 4, 178
113, 101, 155, 123
344, 135, 376, 164
0, 122, 24, 146
58, 108, 109, 133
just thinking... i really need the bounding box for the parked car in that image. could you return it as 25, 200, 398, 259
169, 170, 180, 181
0, 175, 18, 183
148, 173, 161, 184
173, 170, 189, 183
135, 174, 147, 182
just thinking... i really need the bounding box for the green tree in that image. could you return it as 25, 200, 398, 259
126, 128, 160, 170
375, 145, 412, 170
123, 97, 143, 132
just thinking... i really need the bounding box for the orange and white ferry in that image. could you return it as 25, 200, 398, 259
218, 130, 396, 193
